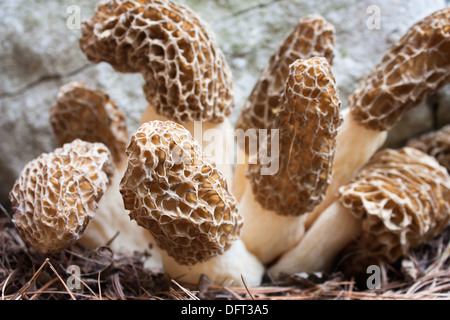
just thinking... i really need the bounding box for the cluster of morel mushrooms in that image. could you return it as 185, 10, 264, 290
8, 0, 450, 288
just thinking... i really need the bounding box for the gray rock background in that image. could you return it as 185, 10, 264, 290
1, 0, 449, 206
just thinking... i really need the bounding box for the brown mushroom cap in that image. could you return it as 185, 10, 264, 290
120, 120, 242, 265
236, 14, 336, 135
9, 139, 114, 255
338, 147, 450, 273
246, 57, 342, 216
80, 0, 234, 123
406, 124, 450, 171
348, 7, 450, 131
49, 81, 129, 164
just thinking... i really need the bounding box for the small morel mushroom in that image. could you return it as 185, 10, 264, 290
238, 57, 342, 264
50, 82, 161, 266
269, 147, 450, 276
234, 14, 336, 200
406, 124, 450, 172
9, 139, 114, 255
120, 120, 264, 286
303, 7, 450, 229
80, 0, 235, 186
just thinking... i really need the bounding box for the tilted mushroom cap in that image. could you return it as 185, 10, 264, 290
406, 124, 450, 172
80, 0, 234, 123
49, 81, 128, 164
236, 14, 335, 134
246, 57, 342, 216
338, 147, 450, 273
348, 7, 450, 131
120, 120, 242, 265
9, 139, 114, 255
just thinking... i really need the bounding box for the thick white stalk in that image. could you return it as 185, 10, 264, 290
239, 184, 307, 265
268, 201, 361, 275
160, 240, 264, 287
233, 151, 249, 202
304, 108, 387, 229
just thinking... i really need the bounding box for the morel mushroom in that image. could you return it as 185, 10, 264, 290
304, 7, 450, 229
9, 139, 114, 255
120, 120, 264, 286
50, 81, 128, 165
50, 81, 161, 266
234, 14, 336, 200
80, 0, 235, 187
269, 147, 450, 275
238, 57, 342, 264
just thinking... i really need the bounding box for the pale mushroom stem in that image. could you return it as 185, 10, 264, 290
160, 240, 264, 287
268, 201, 361, 275
304, 108, 387, 229
238, 184, 307, 265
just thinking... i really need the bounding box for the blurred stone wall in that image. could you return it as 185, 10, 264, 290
0, 0, 449, 205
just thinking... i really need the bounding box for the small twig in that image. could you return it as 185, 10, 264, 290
0, 204, 13, 223
112, 273, 125, 300
29, 277, 59, 300
10, 259, 49, 300
171, 280, 200, 300
241, 275, 255, 300
1, 269, 17, 300
47, 259, 77, 300
105, 232, 120, 247
98, 272, 102, 300
345, 279, 354, 300
223, 287, 244, 300
71, 272, 99, 300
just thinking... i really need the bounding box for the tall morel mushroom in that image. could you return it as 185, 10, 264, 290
303, 7, 450, 230
120, 120, 264, 286
234, 14, 336, 200
238, 57, 342, 264
79, 0, 235, 186
269, 147, 450, 276
9, 139, 114, 255
50, 81, 161, 266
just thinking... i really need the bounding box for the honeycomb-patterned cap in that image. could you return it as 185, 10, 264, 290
80, 0, 234, 123
50, 81, 129, 164
236, 14, 335, 136
407, 125, 450, 172
120, 120, 242, 265
348, 8, 450, 131
9, 139, 114, 255
338, 147, 450, 274
247, 57, 342, 217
